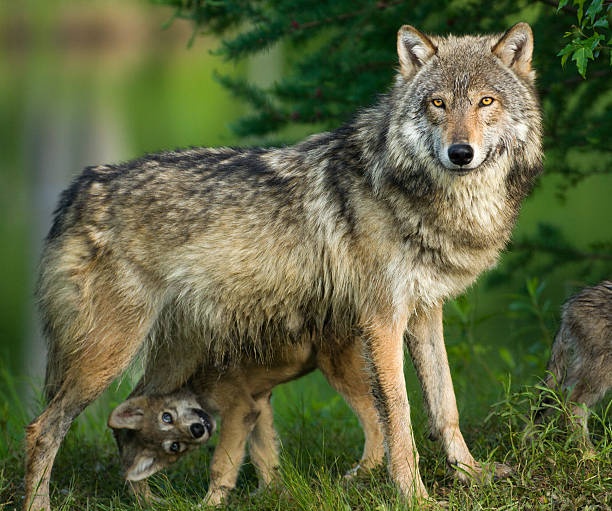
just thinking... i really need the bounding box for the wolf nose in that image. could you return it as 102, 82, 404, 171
193, 408, 215, 435
190, 422, 205, 438
448, 144, 474, 166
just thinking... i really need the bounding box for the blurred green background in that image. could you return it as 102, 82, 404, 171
1, 0, 611, 433
1, 0, 251, 400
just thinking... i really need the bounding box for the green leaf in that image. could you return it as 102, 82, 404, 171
526, 276, 540, 298
593, 18, 609, 28
557, 43, 576, 57
557, 0, 570, 12
584, 33, 605, 50
575, 0, 587, 24
586, 0, 604, 24
557, 42, 578, 66
499, 347, 516, 369
572, 44, 594, 77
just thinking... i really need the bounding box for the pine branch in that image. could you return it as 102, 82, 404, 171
289, 0, 409, 31
510, 242, 612, 261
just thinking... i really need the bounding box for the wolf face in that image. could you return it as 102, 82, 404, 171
393, 24, 538, 177
108, 392, 215, 481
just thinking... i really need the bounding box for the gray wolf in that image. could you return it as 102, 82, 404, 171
25, 22, 541, 510
535, 280, 612, 446
109, 339, 384, 505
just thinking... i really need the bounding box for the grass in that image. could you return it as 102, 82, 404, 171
1, 366, 610, 511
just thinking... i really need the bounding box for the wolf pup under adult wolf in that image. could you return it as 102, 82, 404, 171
26, 22, 541, 510
535, 281, 612, 446
110, 339, 386, 505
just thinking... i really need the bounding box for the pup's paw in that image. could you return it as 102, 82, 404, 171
249, 478, 285, 498
452, 460, 514, 485
343, 461, 384, 480
197, 486, 231, 508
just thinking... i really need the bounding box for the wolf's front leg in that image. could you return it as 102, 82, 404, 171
203, 390, 260, 506
362, 313, 428, 501
405, 304, 512, 483
247, 392, 281, 489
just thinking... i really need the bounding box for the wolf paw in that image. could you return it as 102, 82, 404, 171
452, 460, 514, 485
343, 463, 366, 480
249, 478, 285, 498
343, 461, 384, 480
196, 487, 230, 508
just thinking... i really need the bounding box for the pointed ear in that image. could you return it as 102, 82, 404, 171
125, 453, 158, 481
108, 396, 148, 430
397, 25, 437, 78
492, 22, 535, 80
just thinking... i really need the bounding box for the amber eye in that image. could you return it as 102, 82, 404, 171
161, 412, 173, 424
479, 96, 494, 106
432, 98, 445, 108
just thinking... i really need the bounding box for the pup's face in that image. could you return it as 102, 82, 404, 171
109, 392, 215, 481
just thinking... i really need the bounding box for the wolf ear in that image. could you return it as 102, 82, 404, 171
397, 25, 437, 78
125, 453, 158, 481
492, 22, 534, 80
108, 397, 148, 430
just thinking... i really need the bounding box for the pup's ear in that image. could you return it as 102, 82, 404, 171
108, 397, 148, 430
492, 22, 535, 81
397, 25, 437, 78
125, 453, 158, 481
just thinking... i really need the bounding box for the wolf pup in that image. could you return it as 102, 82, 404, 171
26, 22, 541, 510
535, 281, 612, 445
110, 340, 387, 505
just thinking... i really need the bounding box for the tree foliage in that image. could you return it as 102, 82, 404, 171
153, 0, 612, 285
557, 0, 612, 77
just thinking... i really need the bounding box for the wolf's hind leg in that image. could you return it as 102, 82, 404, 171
318, 339, 385, 477
406, 304, 512, 484
568, 403, 594, 451
25, 296, 156, 511
566, 380, 603, 452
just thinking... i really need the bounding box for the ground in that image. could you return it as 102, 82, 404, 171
1, 366, 610, 511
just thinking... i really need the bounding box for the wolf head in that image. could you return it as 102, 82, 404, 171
385, 23, 541, 183
109, 391, 216, 481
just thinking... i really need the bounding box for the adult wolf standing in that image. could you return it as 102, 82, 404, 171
26, 22, 541, 510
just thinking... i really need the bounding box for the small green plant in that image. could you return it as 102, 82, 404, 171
504, 277, 556, 375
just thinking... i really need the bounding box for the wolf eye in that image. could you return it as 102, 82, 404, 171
431, 98, 445, 108
161, 412, 173, 424
479, 96, 494, 106
170, 442, 180, 453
